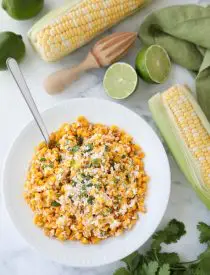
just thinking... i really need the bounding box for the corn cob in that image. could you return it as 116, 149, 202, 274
28, 0, 148, 62
149, 85, 210, 208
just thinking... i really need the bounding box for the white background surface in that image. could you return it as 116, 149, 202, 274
1, 0, 210, 274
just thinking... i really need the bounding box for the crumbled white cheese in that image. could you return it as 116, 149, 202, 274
110, 220, 121, 230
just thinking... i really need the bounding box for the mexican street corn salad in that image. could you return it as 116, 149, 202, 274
24, 116, 149, 244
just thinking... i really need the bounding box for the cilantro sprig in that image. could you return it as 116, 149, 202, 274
114, 219, 210, 275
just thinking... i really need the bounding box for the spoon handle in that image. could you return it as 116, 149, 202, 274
6, 58, 50, 144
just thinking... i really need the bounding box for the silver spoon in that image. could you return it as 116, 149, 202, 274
6, 58, 50, 144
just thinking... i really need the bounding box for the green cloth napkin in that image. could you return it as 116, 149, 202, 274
139, 4, 210, 121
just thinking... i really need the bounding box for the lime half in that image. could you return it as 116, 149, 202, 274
135, 45, 171, 84
103, 62, 138, 99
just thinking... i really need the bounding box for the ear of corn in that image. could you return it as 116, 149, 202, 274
28, 0, 149, 62
149, 85, 210, 208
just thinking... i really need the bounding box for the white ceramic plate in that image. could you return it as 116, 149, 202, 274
3, 98, 171, 267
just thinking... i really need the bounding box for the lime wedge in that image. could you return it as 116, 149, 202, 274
135, 45, 171, 84
103, 62, 138, 99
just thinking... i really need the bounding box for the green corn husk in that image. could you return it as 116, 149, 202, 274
149, 85, 210, 208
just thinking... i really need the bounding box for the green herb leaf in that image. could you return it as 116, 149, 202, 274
122, 251, 142, 272
196, 246, 210, 274
157, 252, 180, 266
69, 145, 80, 153
68, 195, 73, 202
158, 264, 170, 275
87, 195, 95, 205
81, 173, 93, 181
87, 183, 93, 187
79, 191, 88, 198
140, 261, 159, 275
92, 158, 101, 168
105, 145, 109, 152
40, 157, 46, 162
51, 201, 61, 207
49, 163, 54, 168
72, 180, 77, 187
84, 144, 93, 152
95, 184, 101, 190
197, 222, 210, 244
152, 219, 186, 250
113, 268, 131, 275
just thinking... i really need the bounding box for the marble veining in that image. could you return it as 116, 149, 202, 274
1, 0, 210, 274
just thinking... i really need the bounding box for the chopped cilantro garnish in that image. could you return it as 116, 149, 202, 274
72, 180, 77, 187
51, 201, 61, 207
81, 185, 86, 191
68, 195, 73, 202
84, 144, 93, 152
92, 158, 101, 168
68, 145, 80, 153
48, 163, 54, 168
87, 195, 95, 205
79, 191, 88, 198
95, 184, 101, 190
87, 183, 93, 187
81, 173, 93, 181
40, 157, 46, 162
105, 145, 109, 152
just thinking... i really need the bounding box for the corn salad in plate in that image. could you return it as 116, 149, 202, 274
24, 116, 149, 244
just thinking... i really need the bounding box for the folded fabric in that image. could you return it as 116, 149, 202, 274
139, 4, 210, 121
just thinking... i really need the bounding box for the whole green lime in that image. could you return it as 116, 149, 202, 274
2, 0, 44, 20
0, 32, 25, 70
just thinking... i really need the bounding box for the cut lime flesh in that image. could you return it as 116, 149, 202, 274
103, 62, 138, 99
135, 45, 171, 84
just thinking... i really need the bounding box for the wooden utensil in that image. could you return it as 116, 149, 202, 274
44, 32, 137, 95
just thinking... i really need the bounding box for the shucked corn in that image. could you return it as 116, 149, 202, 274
28, 0, 147, 61
149, 85, 210, 208
162, 86, 210, 187
24, 117, 148, 243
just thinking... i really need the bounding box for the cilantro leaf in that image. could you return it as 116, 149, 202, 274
84, 144, 93, 152
146, 250, 180, 266
152, 219, 186, 250
122, 251, 142, 272
197, 222, 210, 244
196, 246, 210, 273
157, 253, 180, 266
113, 268, 131, 275
51, 201, 61, 207
139, 261, 159, 275
40, 157, 46, 162
158, 264, 170, 275
87, 195, 95, 205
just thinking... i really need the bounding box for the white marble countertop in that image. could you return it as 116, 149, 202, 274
1, 0, 210, 274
